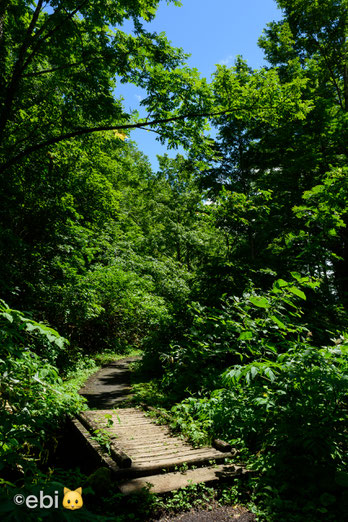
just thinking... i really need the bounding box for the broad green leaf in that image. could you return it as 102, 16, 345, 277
290, 272, 302, 281
274, 279, 288, 288
0, 312, 13, 323
288, 286, 306, 300
264, 367, 276, 382
250, 366, 259, 379
271, 315, 286, 329
238, 331, 253, 340
249, 296, 270, 308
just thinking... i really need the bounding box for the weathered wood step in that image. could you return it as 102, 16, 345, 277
80, 407, 236, 480
121, 437, 187, 446
93, 418, 155, 427
75, 358, 243, 494
119, 437, 196, 448
90, 421, 169, 431
122, 441, 192, 455
113, 452, 235, 479
119, 430, 177, 441
131, 448, 225, 463
90, 409, 144, 416
118, 464, 241, 494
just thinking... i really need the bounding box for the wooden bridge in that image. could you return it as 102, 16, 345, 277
71, 358, 245, 494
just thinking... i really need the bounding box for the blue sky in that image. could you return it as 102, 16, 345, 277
119, 0, 282, 170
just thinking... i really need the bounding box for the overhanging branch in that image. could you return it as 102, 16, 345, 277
0, 105, 257, 173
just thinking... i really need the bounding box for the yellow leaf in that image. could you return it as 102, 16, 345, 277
113, 130, 126, 140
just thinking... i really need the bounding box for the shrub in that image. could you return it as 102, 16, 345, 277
163, 276, 347, 520
0, 300, 85, 477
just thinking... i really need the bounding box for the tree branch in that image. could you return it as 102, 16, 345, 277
0, 0, 44, 138
22, 60, 86, 77
0, 106, 256, 173
137, 126, 162, 136
0, 0, 90, 140
22, 0, 90, 73
310, 34, 344, 110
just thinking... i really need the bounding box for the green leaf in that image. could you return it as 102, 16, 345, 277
288, 286, 306, 300
238, 331, 253, 340
271, 315, 286, 329
264, 367, 276, 382
274, 278, 288, 288
249, 296, 270, 308
265, 343, 277, 354
0, 312, 13, 323
250, 366, 259, 379
290, 272, 302, 281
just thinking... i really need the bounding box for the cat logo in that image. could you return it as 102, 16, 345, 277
62, 487, 83, 510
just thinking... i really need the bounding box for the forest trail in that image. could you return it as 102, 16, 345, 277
74, 357, 242, 495
78, 356, 139, 409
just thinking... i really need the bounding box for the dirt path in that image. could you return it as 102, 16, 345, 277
158, 505, 255, 521
79, 356, 139, 409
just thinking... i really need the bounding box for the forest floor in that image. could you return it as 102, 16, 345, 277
157, 505, 255, 521
79, 357, 256, 521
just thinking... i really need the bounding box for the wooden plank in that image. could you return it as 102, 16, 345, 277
92, 418, 150, 425
127, 447, 219, 459
132, 449, 223, 464
89, 411, 145, 419
120, 439, 192, 450
121, 437, 186, 445
109, 442, 132, 468
121, 441, 189, 449
132, 452, 230, 468
129, 449, 190, 460
110, 434, 170, 442
95, 409, 143, 413
119, 464, 229, 494
105, 420, 168, 428
70, 418, 119, 474
213, 439, 232, 452
121, 442, 192, 453
92, 413, 150, 419
121, 436, 173, 443
106, 423, 169, 430
113, 452, 235, 479
106, 421, 170, 432
118, 437, 187, 445
77, 412, 133, 468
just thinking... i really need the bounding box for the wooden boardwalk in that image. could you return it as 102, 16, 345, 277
74, 358, 242, 494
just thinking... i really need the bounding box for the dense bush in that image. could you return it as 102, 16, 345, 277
160, 280, 348, 520
154, 275, 317, 392
0, 300, 85, 477
170, 337, 347, 520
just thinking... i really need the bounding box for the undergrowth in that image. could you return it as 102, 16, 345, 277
0, 464, 254, 521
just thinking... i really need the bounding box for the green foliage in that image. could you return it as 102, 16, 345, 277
141, 272, 347, 519
0, 300, 85, 475
1, 0, 348, 520
166, 342, 347, 519
58, 261, 171, 350
157, 481, 215, 512
0, 0, 191, 170
156, 276, 317, 394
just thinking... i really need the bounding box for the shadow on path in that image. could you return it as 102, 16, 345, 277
79, 356, 140, 409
